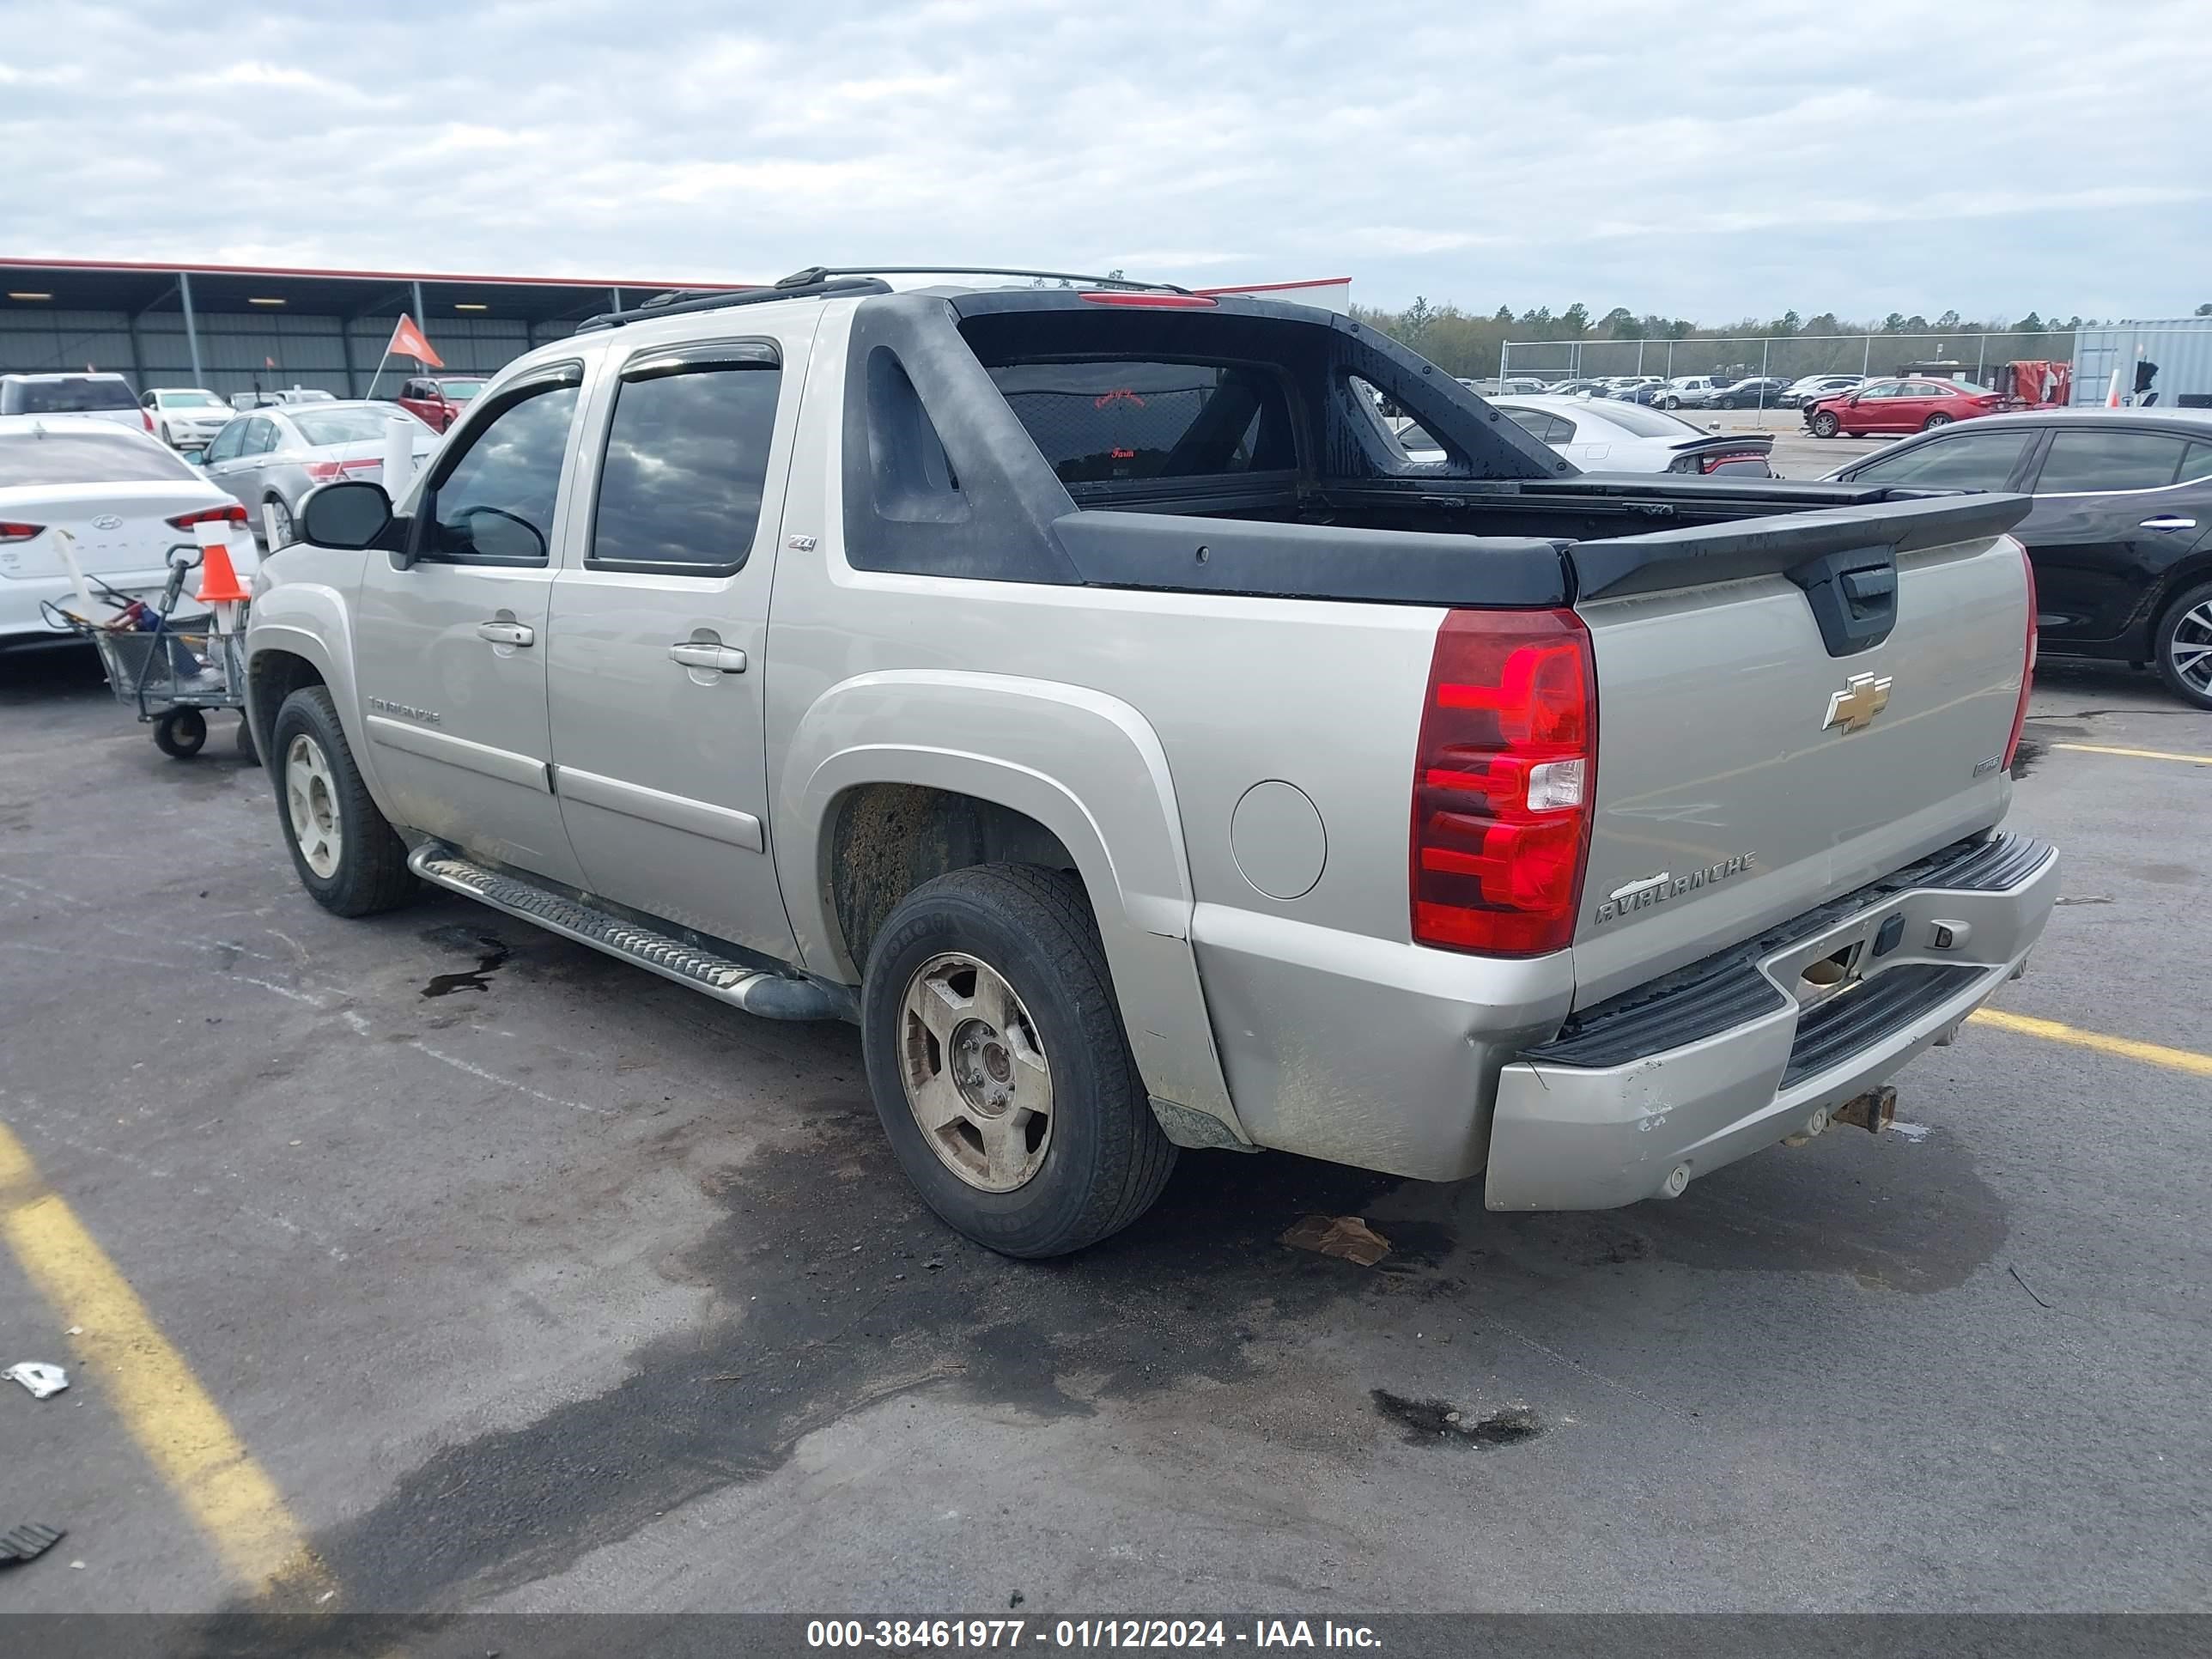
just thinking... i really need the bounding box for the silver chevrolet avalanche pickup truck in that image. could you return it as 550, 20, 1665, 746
245, 267, 2057, 1257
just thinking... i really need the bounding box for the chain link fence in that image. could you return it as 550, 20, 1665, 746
1496, 324, 2212, 423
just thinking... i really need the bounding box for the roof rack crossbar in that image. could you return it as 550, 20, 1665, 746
774, 265, 1192, 295
574, 275, 892, 332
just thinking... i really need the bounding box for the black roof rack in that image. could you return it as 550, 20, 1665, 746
774, 264, 1192, 295
574, 274, 892, 332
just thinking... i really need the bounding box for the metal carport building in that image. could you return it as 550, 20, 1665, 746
0, 258, 744, 401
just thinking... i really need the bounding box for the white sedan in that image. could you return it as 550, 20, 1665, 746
1485, 395, 1775, 475
0, 416, 252, 645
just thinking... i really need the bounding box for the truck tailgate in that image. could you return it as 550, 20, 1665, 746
1568, 495, 2034, 1007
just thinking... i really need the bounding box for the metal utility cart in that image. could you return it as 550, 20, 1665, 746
57, 544, 254, 760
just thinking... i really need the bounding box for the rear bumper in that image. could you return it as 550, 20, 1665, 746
0, 569, 173, 642
1484, 834, 2059, 1209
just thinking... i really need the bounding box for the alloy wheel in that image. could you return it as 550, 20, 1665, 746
284, 733, 343, 878
2168, 599, 2212, 699
898, 951, 1054, 1193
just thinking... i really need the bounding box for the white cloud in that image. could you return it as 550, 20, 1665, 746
2, 0, 2207, 319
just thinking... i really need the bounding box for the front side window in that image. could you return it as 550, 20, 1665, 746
1850, 428, 2033, 489
424, 380, 580, 563
2033, 430, 2194, 495
202, 422, 247, 464
986, 358, 1293, 485
591, 362, 781, 573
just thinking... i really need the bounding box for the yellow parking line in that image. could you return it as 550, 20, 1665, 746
2053, 742, 2212, 767
0, 1121, 331, 1601
1969, 1008, 2212, 1079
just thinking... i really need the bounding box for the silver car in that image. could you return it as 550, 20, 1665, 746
198, 400, 439, 544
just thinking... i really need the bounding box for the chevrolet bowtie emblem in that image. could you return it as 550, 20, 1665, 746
1823, 672, 1893, 733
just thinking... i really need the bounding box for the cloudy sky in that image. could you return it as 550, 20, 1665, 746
3, 0, 2206, 322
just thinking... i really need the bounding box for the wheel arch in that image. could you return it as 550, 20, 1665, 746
243, 562, 388, 809
779, 671, 1244, 1143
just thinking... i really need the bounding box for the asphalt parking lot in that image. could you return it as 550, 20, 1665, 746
1, 641, 2207, 1620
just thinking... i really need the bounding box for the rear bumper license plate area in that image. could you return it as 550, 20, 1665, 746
1485, 833, 2058, 1211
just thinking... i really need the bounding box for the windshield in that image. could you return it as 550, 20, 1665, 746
0, 428, 199, 486
438, 380, 486, 402
13, 377, 137, 413
158, 390, 227, 409
291, 405, 429, 447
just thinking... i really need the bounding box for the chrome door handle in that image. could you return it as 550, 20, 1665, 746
476, 620, 535, 647
668, 641, 748, 673
2140, 516, 2197, 531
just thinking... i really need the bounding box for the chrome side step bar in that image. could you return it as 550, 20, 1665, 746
408, 845, 854, 1022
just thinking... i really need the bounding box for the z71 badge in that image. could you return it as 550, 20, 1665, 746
1593, 854, 1754, 925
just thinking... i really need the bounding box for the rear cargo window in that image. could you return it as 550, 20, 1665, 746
0, 429, 198, 486
292, 407, 426, 447
8, 377, 137, 414
984, 359, 1293, 485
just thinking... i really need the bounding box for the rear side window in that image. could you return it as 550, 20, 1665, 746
2033, 430, 2193, 494
8, 377, 137, 414
1850, 428, 2033, 489
592, 356, 781, 573
2180, 443, 2212, 485
985, 359, 1294, 485
1494, 406, 1574, 445
0, 429, 198, 486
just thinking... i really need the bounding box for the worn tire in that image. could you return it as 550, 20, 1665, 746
270, 685, 416, 916
860, 863, 1176, 1258
2152, 578, 2212, 710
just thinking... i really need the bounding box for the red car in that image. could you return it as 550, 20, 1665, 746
1804, 377, 2002, 438
394, 374, 487, 434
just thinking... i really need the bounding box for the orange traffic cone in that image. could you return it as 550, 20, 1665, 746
2106, 369, 2124, 409
196, 540, 250, 605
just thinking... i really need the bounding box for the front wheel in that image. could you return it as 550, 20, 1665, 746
1810, 411, 1841, 437
860, 864, 1176, 1258
2154, 579, 2212, 710
1922, 412, 1955, 430
1662, 395, 1681, 410
270, 686, 416, 915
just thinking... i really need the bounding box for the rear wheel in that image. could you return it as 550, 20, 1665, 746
264, 495, 295, 548
1810, 410, 1841, 438
2154, 579, 2212, 710
271, 686, 416, 915
861, 864, 1176, 1259
1922, 412, 1955, 430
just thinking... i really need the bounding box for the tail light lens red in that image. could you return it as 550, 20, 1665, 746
304, 459, 382, 483
2002, 544, 2037, 770
1411, 609, 1596, 956
167, 504, 249, 529
141, 409, 155, 434
0, 521, 45, 543
1696, 450, 1766, 474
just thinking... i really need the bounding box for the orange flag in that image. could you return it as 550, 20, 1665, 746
386, 313, 444, 368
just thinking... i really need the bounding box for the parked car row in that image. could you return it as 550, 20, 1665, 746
1822, 408, 2212, 708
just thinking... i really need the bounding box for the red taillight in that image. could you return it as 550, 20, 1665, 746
0, 520, 45, 543
142, 409, 155, 434
1698, 450, 1766, 473
167, 503, 249, 530
2003, 545, 2037, 770
1078, 291, 1218, 307
1411, 609, 1596, 956
304, 459, 381, 482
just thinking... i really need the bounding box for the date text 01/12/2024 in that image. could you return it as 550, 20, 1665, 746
805, 1619, 1382, 1649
